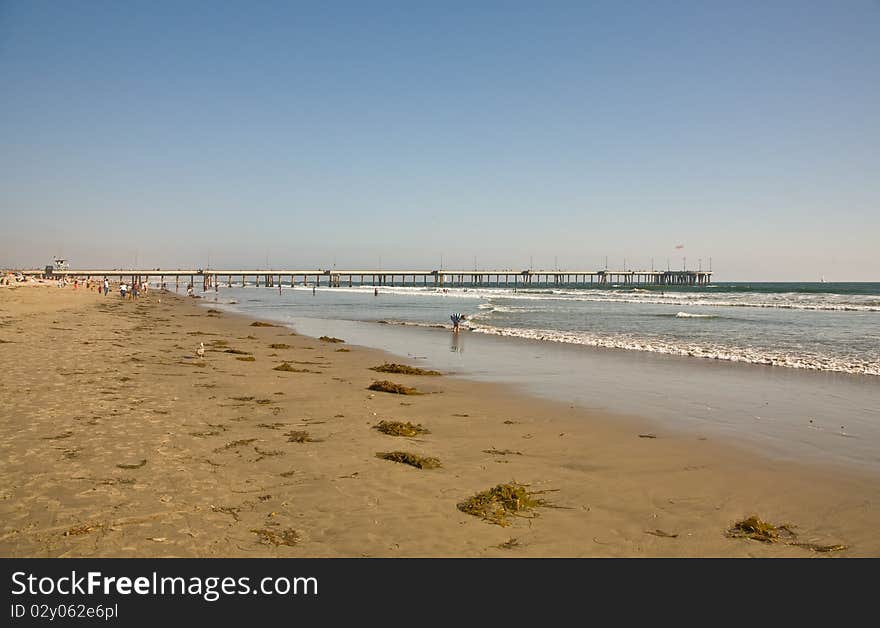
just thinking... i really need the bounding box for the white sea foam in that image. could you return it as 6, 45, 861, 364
674, 312, 715, 318
466, 323, 880, 376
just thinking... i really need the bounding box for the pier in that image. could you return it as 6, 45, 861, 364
20, 267, 713, 289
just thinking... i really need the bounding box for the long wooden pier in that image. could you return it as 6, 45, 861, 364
19, 267, 713, 289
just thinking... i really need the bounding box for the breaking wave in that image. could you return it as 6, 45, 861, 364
465, 323, 880, 376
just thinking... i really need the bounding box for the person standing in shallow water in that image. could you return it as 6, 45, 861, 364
450, 312, 466, 332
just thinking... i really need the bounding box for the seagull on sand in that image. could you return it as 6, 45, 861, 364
196, 342, 205, 358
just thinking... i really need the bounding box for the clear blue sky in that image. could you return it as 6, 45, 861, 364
2, 1, 878, 280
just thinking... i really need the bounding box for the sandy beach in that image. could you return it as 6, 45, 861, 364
1, 283, 878, 557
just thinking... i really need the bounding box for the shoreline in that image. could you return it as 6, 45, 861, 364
209, 299, 880, 475
1, 283, 878, 557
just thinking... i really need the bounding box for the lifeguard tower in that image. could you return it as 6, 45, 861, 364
44, 257, 70, 277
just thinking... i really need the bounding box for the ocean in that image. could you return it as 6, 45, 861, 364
192, 280, 880, 472
204, 281, 880, 376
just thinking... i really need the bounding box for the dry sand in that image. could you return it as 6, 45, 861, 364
1, 283, 878, 557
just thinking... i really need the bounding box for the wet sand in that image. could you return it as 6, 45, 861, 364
1, 283, 878, 557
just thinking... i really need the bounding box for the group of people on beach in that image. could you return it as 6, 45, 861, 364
120, 280, 148, 298
71, 277, 148, 299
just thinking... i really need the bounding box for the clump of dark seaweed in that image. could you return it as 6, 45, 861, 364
65, 524, 102, 537
236, 356, 256, 361
373, 420, 429, 437
230, 396, 255, 401
251, 528, 300, 547
251, 321, 278, 327
319, 336, 345, 343
224, 348, 251, 355
725, 515, 849, 552
368, 380, 422, 395
457, 482, 549, 527
725, 516, 796, 543
269, 343, 291, 349
369, 363, 442, 376
285, 430, 316, 443
376, 451, 441, 469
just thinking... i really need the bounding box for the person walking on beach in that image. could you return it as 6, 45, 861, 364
374, 287, 379, 296
103, 278, 109, 296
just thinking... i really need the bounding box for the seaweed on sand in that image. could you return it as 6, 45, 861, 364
319, 336, 345, 343
251, 321, 278, 327
251, 528, 300, 547
236, 356, 256, 361
368, 380, 422, 395
190, 430, 221, 438
483, 448, 522, 456
273, 362, 313, 372
457, 483, 551, 527
224, 348, 251, 355
373, 420, 429, 437
369, 363, 442, 376
254, 447, 284, 460
269, 343, 291, 349
495, 537, 520, 550
724, 516, 848, 553
725, 516, 796, 543
64, 524, 102, 537
285, 430, 318, 443
376, 451, 441, 469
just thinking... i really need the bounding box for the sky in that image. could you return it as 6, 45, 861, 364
1, 1, 878, 281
